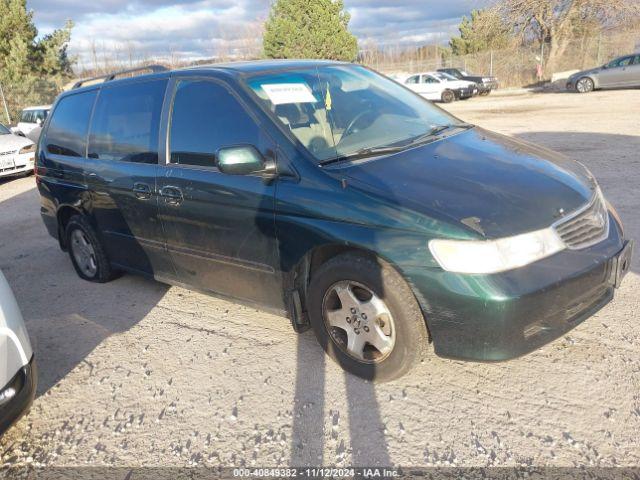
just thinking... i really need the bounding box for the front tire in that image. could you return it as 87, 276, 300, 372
307, 253, 429, 382
441, 89, 455, 103
66, 215, 117, 283
576, 77, 594, 93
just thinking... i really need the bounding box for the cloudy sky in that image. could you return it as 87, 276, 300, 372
28, 0, 490, 66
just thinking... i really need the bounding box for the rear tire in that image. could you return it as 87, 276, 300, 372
441, 89, 455, 103
65, 215, 117, 283
576, 77, 594, 93
307, 253, 429, 382
479, 90, 491, 96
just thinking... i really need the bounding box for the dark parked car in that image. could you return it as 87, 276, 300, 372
566, 54, 640, 93
36, 61, 632, 381
437, 68, 498, 95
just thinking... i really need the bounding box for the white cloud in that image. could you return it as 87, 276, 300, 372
28, 0, 491, 66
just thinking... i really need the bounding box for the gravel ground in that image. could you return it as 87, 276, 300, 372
0, 89, 638, 469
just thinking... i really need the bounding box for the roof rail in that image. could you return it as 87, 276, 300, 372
71, 64, 169, 90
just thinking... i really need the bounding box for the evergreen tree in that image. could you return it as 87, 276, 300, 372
0, 0, 73, 122
263, 0, 358, 61
450, 9, 512, 56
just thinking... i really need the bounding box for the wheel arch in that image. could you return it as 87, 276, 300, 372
56, 204, 84, 250
287, 242, 431, 340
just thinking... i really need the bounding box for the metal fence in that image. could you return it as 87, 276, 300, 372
0, 80, 61, 126
364, 29, 640, 87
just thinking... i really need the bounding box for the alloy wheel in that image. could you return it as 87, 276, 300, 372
322, 280, 396, 363
70, 229, 98, 277
576, 78, 593, 93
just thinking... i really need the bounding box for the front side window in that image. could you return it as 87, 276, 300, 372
423, 75, 439, 84
169, 79, 261, 168
608, 56, 633, 68
246, 65, 459, 163
46, 91, 97, 157
20, 111, 32, 123
88, 79, 167, 163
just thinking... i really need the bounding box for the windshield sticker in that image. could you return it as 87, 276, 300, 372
261, 83, 317, 105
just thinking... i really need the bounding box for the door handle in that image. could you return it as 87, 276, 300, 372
133, 182, 152, 200
160, 185, 183, 205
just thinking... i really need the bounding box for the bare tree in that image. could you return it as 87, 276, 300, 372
493, 0, 640, 72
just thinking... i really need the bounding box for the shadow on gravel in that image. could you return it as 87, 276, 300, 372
514, 131, 640, 273
0, 187, 169, 397
290, 333, 391, 467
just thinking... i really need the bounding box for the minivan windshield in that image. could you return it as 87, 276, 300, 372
245, 65, 462, 163
0, 123, 10, 135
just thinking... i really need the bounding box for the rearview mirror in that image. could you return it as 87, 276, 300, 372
217, 145, 268, 176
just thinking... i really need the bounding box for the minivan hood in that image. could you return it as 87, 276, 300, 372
331, 127, 595, 239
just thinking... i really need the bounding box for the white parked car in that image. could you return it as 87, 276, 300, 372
0, 269, 36, 435
0, 123, 36, 178
12, 105, 51, 143
404, 71, 478, 103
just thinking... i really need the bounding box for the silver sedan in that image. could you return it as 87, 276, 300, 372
567, 53, 640, 93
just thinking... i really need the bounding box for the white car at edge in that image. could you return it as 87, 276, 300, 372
0, 269, 36, 435
404, 71, 478, 103
0, 123, 36, 178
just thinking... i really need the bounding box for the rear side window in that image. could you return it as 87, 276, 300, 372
169, 80, 261, 168
88, 79, 167, 164
46, 91, 97, 157
20, 111, 31, 123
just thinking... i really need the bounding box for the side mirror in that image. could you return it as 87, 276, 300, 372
217, 145, 276, 177
36, 118, 43, 127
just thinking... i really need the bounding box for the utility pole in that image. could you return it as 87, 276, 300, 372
490, 50, 494, 76
0, 82, 10, 125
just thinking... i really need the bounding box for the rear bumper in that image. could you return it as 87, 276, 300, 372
0, 356, 37, 436
404, 216, 629, 361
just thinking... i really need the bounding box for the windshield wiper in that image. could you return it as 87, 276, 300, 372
401, 123, 473, 148
319, 145, 407, 166
319, 123, 474, 167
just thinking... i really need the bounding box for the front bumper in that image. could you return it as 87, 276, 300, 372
0, 356, 37, 436
404, 215, 630, 361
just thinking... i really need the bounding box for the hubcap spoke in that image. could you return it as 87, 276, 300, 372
347, 331, 366, 359
325, 308, 350, 331
360, 295, 391, 319
367, 325, 393, 355
334, 284, 360, 310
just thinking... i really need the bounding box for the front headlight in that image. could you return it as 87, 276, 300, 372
429, 227, 565, 274
19, 144, 35, 154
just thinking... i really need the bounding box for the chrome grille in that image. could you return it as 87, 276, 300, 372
554, 191, 609, 250
0, 150, 16, 156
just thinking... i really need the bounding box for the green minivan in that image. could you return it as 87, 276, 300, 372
36, 61, 633, 381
